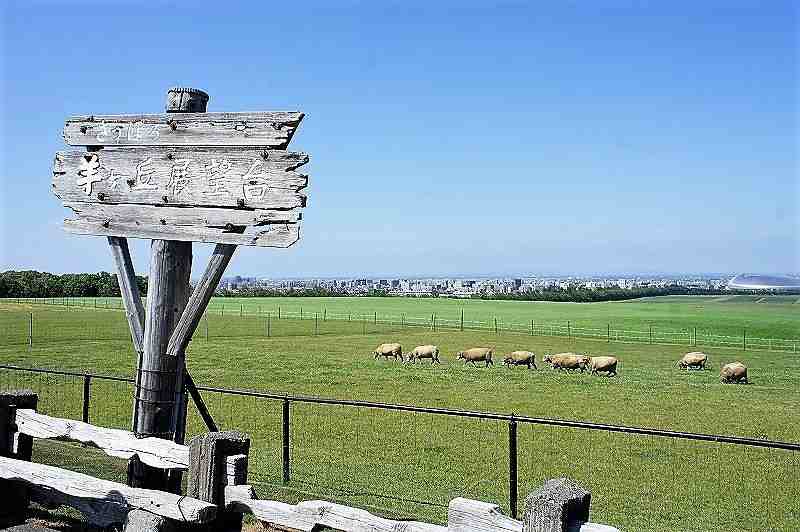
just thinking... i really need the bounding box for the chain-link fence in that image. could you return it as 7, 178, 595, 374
1, 364, 798, 531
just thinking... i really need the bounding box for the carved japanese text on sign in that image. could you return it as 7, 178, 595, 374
53, 111, 310, 248
53, 148, 309, 210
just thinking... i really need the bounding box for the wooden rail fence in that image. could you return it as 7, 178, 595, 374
0, 390, 619, 532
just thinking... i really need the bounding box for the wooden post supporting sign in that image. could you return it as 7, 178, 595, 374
51, 88, 311, 493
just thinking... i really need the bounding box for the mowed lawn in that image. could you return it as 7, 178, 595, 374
1, 298, 799, 531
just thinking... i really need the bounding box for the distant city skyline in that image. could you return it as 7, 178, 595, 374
2, 2, 797, 277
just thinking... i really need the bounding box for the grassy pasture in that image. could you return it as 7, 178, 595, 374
0, 297, 799, 531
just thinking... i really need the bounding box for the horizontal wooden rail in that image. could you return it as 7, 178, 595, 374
0, 455, 216, 526
225, 485, 447, 532
15, 409, 189, 469
224, 487, 617, 532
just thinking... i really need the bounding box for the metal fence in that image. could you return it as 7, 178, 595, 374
4, 296, 799, 353
1, 364, 798, 531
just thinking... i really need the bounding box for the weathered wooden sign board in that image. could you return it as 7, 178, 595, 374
53, 109, 309, 247
50, 88, 313, 494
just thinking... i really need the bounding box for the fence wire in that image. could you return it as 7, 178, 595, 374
3, 297, 799, 353
1, 365, 798, 531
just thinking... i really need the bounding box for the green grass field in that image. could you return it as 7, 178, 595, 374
1, 296, 799, 531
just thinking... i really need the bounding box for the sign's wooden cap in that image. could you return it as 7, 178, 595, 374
166, 87, 209, 113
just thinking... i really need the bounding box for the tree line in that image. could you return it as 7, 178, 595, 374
480, 285, 733, 302
0, 270, 147, 298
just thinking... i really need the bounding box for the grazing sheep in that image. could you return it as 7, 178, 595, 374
542, 353, 589, 372
720, 362, 748, 384
678, 352, 708, 370
503, 351, 537, 369
589, 356, 618, 376
407, 345, 440, 364
456, 347, 494, 367
373, 343, 403, 361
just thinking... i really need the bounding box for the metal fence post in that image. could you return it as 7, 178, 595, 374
282, 398, 291, 483
374, 311, 377, 324
82, 375, 91, 423
607, 324, 610, 343
743, 329, 747, 351
28, 313, 33, 347
508, 415, 518, 519
315, 313, 319, 336
494, 317, 498, 335
278, 306, 281, 320
267, 313, 271, 337
460, 309, 464, 331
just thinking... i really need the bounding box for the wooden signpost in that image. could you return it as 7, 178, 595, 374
51, 87, 311, 492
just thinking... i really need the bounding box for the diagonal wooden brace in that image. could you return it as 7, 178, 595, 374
167, 243, 237, 358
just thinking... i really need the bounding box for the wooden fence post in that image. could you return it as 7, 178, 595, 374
187, 431, 250, 532
27, 313, 32, 348
522, 478, 592, 532
0, 390, 38, 526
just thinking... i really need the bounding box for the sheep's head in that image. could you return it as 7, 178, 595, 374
456, 352, 464, 359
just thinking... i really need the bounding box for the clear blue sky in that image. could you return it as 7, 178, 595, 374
1, 1, 797, 278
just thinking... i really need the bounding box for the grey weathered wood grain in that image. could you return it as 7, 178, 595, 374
225, 454, 248, 487
448, 497, 522, 532
107, 237, 146, 351
65, 219, 300, 248
224, 485, 447, 532
107, 236, 147, 431
167, 243, 237, 357
67, 202, 301, 227
53, 148, 308, 210
15, 409, 189, 470
133, 240, 191, 442
0, 455, 216, 525
64, 111, 304, 148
